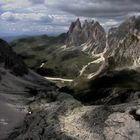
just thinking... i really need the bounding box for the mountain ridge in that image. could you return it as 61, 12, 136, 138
0, 38, 58, 139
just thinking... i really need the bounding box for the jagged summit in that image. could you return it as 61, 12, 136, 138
66, 16, 140, 49
75, 18, 82, 28
66, 18, 106, 52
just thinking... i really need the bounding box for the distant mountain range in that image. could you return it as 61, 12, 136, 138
1, 32, 64, 42
0, 35, 30, 42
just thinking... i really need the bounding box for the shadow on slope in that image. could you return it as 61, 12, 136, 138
72, 69, 140, 105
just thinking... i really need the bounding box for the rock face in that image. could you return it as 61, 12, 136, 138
106, 16, 140, 69
0, 39, 28, 76
66, 18, 106, 54
66, 18, 82, 47
8, 91, 140, 140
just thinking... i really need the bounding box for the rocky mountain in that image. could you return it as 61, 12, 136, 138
11, 16, 140, 80
1, 16, 140, 140
106, 16, 140, 70
71, 16, 140, 101
0, 39, 28, 76
11, 19, 106, 79
66, 19, 106, 54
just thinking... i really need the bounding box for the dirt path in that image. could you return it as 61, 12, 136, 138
44, 77, 73, 82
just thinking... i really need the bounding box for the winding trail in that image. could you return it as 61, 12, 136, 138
45, 77, 73, 82
80, 47, 107, 76
80, 34, 109, 78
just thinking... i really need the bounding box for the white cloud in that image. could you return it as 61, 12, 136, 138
102, 19, 120, 27
29, 0, 45, 4
0, 11, 53, 23
0, 0, 139, 36
127, 12, 140, 17
0, 0, 31, 10
1, 11, 14, 21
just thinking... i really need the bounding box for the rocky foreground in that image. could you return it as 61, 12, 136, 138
8, 89, 140, 140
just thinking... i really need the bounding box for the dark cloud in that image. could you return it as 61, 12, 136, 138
1, 0, 140, 36
29, 0, 45, 4
91, 0, 140, 5
58, 0, 140, 19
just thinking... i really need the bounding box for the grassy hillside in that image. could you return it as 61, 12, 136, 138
11, 34, 92, 78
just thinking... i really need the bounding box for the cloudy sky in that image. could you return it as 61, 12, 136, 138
0, 0, 140, 37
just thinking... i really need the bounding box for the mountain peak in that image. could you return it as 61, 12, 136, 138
83, 20, 89, 28
66, 18, 106, 49
75, 18, 81, 27
74, 18, 82, 30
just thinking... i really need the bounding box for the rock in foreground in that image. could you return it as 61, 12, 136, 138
8, 92, 140, 140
